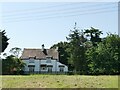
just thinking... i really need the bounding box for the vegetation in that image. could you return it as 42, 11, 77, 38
84, 27, 103, 46
2, 55, 25, 75
0, 30, 9, 53
50, 41, 70, 66
86, 34, 120, 75
51, 24, 120, 75
2, 75, 118, 88
1, 24, 120, 75
9, 47, 22, 58
0, 30, 25, 75
2, 46, 25, 75
66, 27, 87, 74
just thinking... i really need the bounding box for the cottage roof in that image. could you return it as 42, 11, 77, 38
21, 48, 58, 60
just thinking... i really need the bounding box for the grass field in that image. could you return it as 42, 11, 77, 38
1, 75, 118, 88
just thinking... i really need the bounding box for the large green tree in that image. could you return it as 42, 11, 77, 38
102, 33, 120, 74
66, 25, 87, 74
50, 24, 119, 75
0, 30, 9, 52
86, 33, 120, 75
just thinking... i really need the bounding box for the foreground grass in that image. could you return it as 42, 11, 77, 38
2, 75, 118, 88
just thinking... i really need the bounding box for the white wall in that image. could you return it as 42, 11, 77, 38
22, 58, 68, 73
23, 59, 40, 72
57, 62, 68, 72
40, 59, 57, 72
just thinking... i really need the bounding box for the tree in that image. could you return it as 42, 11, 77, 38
0, 30, 9, 52
84, 27, 103, 46
86, 33, 120, 75
50, 41, 70, 66
2, 47, 25, 75
102, 33, 120, 74
2, 55, 26, 75
9, 47, 22, 58
66, 23, 87, 74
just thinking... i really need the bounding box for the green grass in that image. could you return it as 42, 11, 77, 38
1, 75, 118, 88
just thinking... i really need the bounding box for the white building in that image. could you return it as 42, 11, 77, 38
21, 45, 68, 74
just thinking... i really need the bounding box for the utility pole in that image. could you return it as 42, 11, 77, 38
118, 1, 120, 37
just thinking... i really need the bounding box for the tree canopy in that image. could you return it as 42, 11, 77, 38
0, 30, 9, 52
51, 24, 120, 75
9, 47, 22, 58
2, 55, 26, 75
84, 27, 103, 46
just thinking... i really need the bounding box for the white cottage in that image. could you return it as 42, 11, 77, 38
21, 45, 68, 74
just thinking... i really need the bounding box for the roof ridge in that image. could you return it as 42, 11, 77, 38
24, 48, 56, 50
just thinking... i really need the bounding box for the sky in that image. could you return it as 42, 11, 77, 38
0, 1, 119, 54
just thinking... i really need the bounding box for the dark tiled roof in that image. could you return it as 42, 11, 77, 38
21, 48, 58, 60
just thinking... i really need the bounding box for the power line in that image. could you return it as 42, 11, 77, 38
2, 2, 118, 23
3, 9, 117, 23
3, 4, 117, 19
3, 3, 75, 13
3, 2, 116, 16
2, 5, 117, 20
3, 10, 117, 22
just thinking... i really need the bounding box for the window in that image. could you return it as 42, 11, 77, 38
46, 56, 53, 60
40, 64, 47, 70
60, 67, 64, 72
59, 65, 64, 72
41, 67, 46, 70
46, 60, 51, 63
29, 59, 34, 63
29, 56, 36, 59
47, 65, 53, 72
28, 65, 35, 73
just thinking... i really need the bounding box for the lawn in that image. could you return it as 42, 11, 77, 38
1, 75, 118, 88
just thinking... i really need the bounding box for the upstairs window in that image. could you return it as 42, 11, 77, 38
29, 57, 36, 63
29, 56, 36, 59
46, 60, 51, 63
29, 59, 34, 63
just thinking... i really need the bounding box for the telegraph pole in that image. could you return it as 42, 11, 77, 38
118, 1, 120, 37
